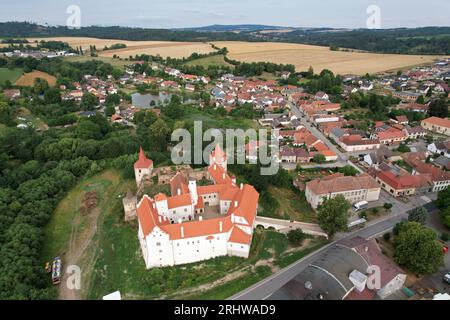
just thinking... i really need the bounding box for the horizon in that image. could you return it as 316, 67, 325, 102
1, 0, 449, 29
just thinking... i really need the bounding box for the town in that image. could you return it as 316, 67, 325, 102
0, 27, 449, 303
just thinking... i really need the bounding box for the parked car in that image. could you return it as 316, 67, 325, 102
444, 272, 450, 285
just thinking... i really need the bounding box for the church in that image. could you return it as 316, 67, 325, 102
133, 145, 260, 268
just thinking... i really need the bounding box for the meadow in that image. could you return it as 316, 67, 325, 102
0, 67, 23, 84
15, 70, 57, 86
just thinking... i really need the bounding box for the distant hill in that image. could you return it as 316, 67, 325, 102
175, 24, 294, 32
0, 22, 449, 55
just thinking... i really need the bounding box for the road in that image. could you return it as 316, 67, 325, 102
289, 103, 348, 161
229, 211, 409, 300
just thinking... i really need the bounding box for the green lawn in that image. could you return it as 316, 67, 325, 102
63, 56, 130, 69
0, 67, 23, 84
184, 54, 233, 68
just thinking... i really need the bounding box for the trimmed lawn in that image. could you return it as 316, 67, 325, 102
0, 67, 23, 84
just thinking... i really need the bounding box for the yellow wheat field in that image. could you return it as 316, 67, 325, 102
212, 41, 443, 75
27, 37, 215, 59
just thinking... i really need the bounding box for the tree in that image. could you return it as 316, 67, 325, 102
407, 206, 427, 225
287, 229, 306, 245
338, 165, 359, 176
313, 153, 326, 164
317, 195, 351, 238
81, 93, 99, 110
394, 222, 443, 275
383, 203, 393, 210
435, 187, 450, 210
440, 207, 450, 229
104, 105, 115, 117
148, 118, 170, 152
428, 98, 449, 118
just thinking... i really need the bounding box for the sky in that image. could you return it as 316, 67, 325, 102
0, 0, 449, 29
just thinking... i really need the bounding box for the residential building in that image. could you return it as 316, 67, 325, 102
421, 117, 450, 136
305, 173, 380, 209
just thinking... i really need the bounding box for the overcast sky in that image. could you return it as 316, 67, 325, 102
1, 0, 449, 29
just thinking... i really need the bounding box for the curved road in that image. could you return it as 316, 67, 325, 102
229, 211, 408, 300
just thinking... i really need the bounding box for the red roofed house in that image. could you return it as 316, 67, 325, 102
136, 145, 259, 268
134, 147, 154, 187
421, 117, 450, 136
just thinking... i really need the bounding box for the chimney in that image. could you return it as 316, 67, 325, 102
199, 216, 203, 221
152, 203, 156, 209
178, 188, 181, 196
234, 200, 238, 207
231, 213, 235, 222
214, 164, 216, 170
180, 226, 184, 238
178, 218, 182, 224
219, 221, 223, 232
240, 183, 243, 190
158, 216, 162, 223
222, 173, 226, 180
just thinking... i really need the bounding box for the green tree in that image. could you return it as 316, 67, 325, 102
287, 229, 306, 245
338, 165, 359, 176
428, 98, 449, 118
313, 153, 326, 164
149, 118, 170, 152
81, 93, 99, 110
317, 195, 351, 238
407, 206, 427, 225
104, 105, 115, 117
435, 187, 450, 210
440, 207, 450, 229
394, 222, 443, 275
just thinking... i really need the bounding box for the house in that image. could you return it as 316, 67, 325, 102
427, 140, 450, 157
305, 173, 380, 209
270, 237, 406, 300
421, 117, 450, 136
407, 159, 450, 192
279, 147, 311, 163
363, 146, 396, 166
314, 91, 329, 101
338, 135, 380, 152
404, 125, 427, 139
135, 145, 259, 268
433, 156, 450, 170
373, 127, 407, 145
375, 167, 428, 197
392, 115, 409, 125
2, 89, 20, 99
359, 81, 373, 91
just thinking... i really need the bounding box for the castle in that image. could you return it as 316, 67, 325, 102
130, 145, 260, 268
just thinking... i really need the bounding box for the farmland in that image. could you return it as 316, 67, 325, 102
27, 37, 215, 59
15, 70, 57, 86
212, 41, 443, 75
0, 67, 23, 84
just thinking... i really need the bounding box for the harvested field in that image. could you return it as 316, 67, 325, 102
15, 70, 57, 86
212, 41, 443, 75
27, 37, 215, 59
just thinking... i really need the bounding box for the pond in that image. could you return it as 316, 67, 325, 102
131, 92, 173, 109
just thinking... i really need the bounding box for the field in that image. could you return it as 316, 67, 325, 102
184, 54, 233, 68
212, 41, 443, 75
15, 70, 57, 86
63, 55, 131, 69
27, 37, 215, 59
0, 67, 23, 84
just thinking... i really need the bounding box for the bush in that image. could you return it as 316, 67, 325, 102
383, 233, 391, 241
287, 229, 306, 246
441, 233, 450, 242
359, 211, 367, 219
384, 203, 393, 210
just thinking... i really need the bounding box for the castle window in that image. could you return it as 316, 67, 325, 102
156, 242, 161, 246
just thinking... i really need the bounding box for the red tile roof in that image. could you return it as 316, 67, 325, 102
134, 147, 153, 169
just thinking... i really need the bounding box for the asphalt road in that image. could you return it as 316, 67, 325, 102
229, 211, 408, 300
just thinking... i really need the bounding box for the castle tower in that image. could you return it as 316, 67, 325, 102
123, 189, 137, 221
188, 178, 198, 206
209, 144, 227, 171
134, 147, 153, 187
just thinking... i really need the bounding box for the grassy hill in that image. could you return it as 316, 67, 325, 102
0, 67, 23, 84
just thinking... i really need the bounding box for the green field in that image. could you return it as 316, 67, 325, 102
63, 55, 130, 69
0, 67, 23, 84
185, 54, 233, 68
